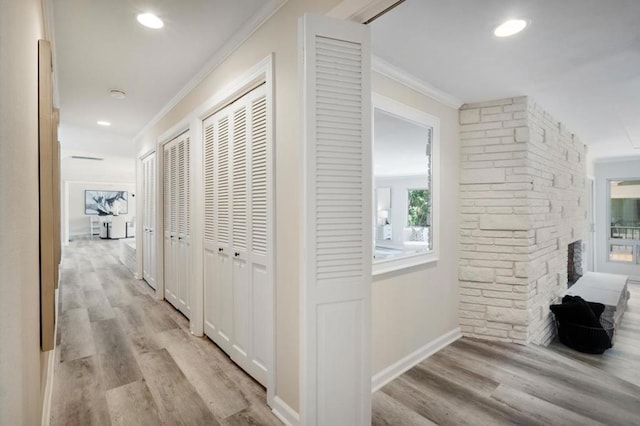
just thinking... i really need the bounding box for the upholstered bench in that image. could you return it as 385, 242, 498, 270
565, 272, 630, 330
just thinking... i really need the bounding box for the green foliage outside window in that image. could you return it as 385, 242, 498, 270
407, 189, 430, 227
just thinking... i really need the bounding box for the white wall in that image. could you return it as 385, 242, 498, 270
371, 72, 461, 375
0, 0, 48, 424
375, 175, 425, 245
61, 151, 136, 242
595, 158, 640, 279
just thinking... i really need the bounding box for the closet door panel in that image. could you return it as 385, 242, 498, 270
176, 138, 189, 315
163, 145, 175, 304
149, 154, 157, 288
231, 257, 249, 358
251, 263, 269, 383
231, 103, 247, 256
143, 153, 157, 289
215, 250, 233, 351
203, 119, 217, 336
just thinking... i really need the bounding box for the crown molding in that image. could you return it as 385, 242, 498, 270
328, 0, 401, 22
372, 55, 463, 110
133, 0, 288, 144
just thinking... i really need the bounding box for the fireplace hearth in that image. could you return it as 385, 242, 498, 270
568, 240, 583, 288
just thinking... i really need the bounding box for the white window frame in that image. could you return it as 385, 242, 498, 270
372, 93, 440, 276
606, 178, 640, 265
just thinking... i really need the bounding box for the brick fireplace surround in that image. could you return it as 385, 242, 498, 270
458, 96, 588, 345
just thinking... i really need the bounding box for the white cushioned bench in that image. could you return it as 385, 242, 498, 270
565, 272, 630, 330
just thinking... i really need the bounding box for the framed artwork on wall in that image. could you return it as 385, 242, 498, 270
85, 190, 128, 215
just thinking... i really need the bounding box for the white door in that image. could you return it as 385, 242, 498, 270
204, 109, 234, 354
163, 133, 191, 318
175, 136, 191, 316
300, 14, 372, 426
142, 152, 157, 289
203, 84, 272, 387
163, 142, 177, 307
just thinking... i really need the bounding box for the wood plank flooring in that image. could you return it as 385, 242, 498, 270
56, 238, 640, 425
373, 286, 640, 426
51, 238, 280, 425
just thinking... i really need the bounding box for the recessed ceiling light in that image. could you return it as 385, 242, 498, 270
97, 120, 111, 126
137, 13, 163, 29
494, 19, 528, 37
110, 89, 127, 100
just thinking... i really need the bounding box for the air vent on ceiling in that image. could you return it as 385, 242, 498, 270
71, 155, 104, 161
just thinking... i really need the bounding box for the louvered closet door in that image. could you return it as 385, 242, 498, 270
142, 152, 157, 289
231, 86, 269, 385
163, 143, 174, 306
163, 133, 190, 318
202, 83, 271, 387
301, 14, 372, 425
204, 108, 234, 354
247, 86, 270, 384
175, 136, 191, 316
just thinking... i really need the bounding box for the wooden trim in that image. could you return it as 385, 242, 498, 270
38, 39, 55, 351
52, 109, 61, 289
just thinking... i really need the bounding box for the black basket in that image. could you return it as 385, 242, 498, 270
555, 317, 614, 354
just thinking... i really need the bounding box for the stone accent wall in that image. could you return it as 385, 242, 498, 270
458, 96, 587, 345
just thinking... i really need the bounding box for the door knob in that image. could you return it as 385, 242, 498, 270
218, 248, 223, 252
234, 252, 240, 257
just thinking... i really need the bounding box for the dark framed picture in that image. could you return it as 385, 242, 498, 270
85, 190, 128, 215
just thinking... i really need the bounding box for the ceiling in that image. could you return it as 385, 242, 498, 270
53, 0, 276, 157
53, 0, 640, 162
372, 0, 640, 162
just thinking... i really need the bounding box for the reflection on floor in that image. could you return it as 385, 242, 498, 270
51, 238, 280, 425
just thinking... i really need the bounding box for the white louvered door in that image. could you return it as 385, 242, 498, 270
142, 152, 157, 289
175, 136, 191, 316
163, 132, 191, 318
300, 14, 372, 426
203, 83, 271, 386
163, 142, 175, 307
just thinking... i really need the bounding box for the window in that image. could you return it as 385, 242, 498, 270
608, 179, 640, 264
373, 94, 438, 275
407, 189, 430, 227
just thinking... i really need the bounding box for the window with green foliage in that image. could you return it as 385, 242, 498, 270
407, 189, 430, 227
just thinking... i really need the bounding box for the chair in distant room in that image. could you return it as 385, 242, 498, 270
89, 216, 101, 238
108, 215, 127, 239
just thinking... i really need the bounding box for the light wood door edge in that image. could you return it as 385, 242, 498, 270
39, 39, 55, 352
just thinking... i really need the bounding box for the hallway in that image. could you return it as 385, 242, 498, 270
51, 238, 280, 425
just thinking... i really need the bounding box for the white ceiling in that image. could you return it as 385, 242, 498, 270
374, 109, 430, 177
372, 0, 640, 162
52, 0, 275, 157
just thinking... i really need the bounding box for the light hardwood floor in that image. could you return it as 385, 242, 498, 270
51, 238, 281, 425
55, 239, 640, 425
373, 285, 640, 426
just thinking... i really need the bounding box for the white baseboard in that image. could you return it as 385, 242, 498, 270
371, 327, 461, 393
41, 350, 56, 426
271, 396, 300, 426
